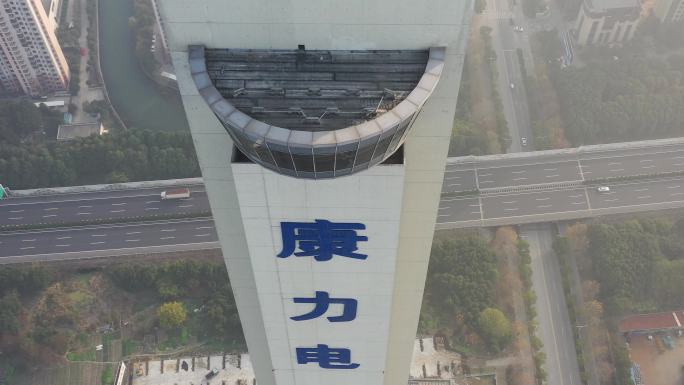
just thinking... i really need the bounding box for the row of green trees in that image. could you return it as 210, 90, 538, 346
0, 128, 200, 189
107, 260, 243, 342
420, 235, 512, 352
588, 218, 684, 313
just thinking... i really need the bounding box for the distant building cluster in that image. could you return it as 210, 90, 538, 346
0, 0, 69, 97
574, 0, 682, 46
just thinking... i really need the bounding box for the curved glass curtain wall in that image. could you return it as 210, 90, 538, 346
190, 45, 445, 179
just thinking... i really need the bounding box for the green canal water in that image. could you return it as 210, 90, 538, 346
99, 0, 189, 131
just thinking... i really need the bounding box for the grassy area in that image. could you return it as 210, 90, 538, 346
67, 348, 96, 362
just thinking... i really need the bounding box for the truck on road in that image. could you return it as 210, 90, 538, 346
160, 188, 190, 200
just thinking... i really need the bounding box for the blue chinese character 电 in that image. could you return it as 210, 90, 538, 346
291, 291, 357, 322
296, 344, 360, 369
277, 219, 368, 261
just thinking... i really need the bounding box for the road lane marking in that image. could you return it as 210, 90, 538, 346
126, 232, 141, 235
125, 239, 140, 242
438, 214, 450, 217
161, 229, 176, 232
9, 210, 24, 213
8, 217, 23, 220
513, 177, 527, 181
78, 205, 93, 208
503, 201, 517, 204
145, 201, 158, 204
673, 163, 684, 167
195, 233, 212, 237
55, 244, 70, 247
667, 186, 681, 189
470, 204, 481, 207
111, 203, 126, 206
77, 212, 92, 215
641, 165, 656, 169
471, 211, 481, 214
145, 207, 160, 211
43, 207, 58, 211
671, 192, 684, 196
640, 159, 654, 162
535, 197, 550, 201
179, 205, 193, 208
56, 236, 71, 240
161, 236, 176, 240
195, 226, 213, 230
90, 242, 105, 245
537, 205, 552, 208
42, 214, 57, 218
543, 168, 557, 171
572, 201, 585, 205
22, 239, 36, 242
20, 246, 35, 250
545, 174, 560, 178
609, 169, 625, 172
479, 173, 492, 177
504, 208, 519, 211
91, 234, 106, 237
637, 195, 652, 199
512, 170, 526, 174
447, 183, 461, 187
479, 180, 494, 184
634, 188, 649, 192
445, 176, 461, 180
568, 194, 583, 198
608, 162, 622, 165
110, 210, 125, 213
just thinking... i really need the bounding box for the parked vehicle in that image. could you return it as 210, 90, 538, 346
205, 368, 219, 379
160, 188, 191, 200
597, 186, 610, 193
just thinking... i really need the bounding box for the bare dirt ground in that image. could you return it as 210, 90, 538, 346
629, 334, 684, 385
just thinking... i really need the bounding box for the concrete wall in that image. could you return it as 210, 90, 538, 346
159, 1, 472, 384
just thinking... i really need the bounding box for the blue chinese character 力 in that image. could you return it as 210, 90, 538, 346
296, 344, 360, 369
291, 291, 357, 322
277, 219, 368, 261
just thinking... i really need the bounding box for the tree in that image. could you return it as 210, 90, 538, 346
478, 307, 512, 351
158, 302, 186, 329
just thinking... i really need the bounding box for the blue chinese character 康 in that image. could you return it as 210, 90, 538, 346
296, 344, 360, 369
277, 219, 368, 261
291, 291, 357, 322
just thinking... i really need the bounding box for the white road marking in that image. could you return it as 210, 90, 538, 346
8, 217, 23, 220
9, 210, 24, 213
471, 211, 481, 214
513, 177, 527, 181
56, 236, 72, 240
572, 201, 585, 205
438, 214, 450, 217
503, 201, 517, 204
641, 165, 656, 169
671, 192, 684, 196
608, 162, 622, 165
179, 204, 193, 208
43, 207, 58, 211
42, 214, 57, 218
609, 169, 625, 172
667, 186, 681, 189
445, 176, 461, 180
568, 194, 584, 198
78, 205, 93, 208
22, 239, 36, 242
110, 210, 125, 213
77, 212, 92, 215
479, 180, 494, 184
55, 244, 70, 247
543, 168, 557, 171
512, 170, 526, 174
90, 242, 105, 245
145, 207, 160, 211
91, 234, 106, 237
161, 229, 176, 232
604, 198, 619, 202
537, 205, 552, 208
125, 239, 140, 242
195, 226, 213, 230
145, 201, 158, 204
639, 159, 654, 162
535, 197, 550, 201
637, 195, 652, 199
545, 174, 560, 178
447, 183, 461, 187
195, 233, 212, 237
479, 173, 492, 177
634, 188, 649, 192
126, 231, 141, 235
20, 246, 35, 250
111, 203, 126, 206
673, 163, 684, 167
470, 204, 481, 207
161, 236, 176, 240
504, 208, 519, 211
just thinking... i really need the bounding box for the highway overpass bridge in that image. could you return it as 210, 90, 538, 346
2, 137, 684, 263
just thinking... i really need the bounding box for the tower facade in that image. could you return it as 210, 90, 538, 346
0, 0, 69, 96
158, 1, 472, 384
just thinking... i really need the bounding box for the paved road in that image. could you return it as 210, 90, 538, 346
523, 225, 582, 385
0, 186, 209, 228
0, 218, 218, 263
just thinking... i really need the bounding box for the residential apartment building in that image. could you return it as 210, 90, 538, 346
654, 0, 684, 22
0, 0, 69, 96
574, 0, 642, 45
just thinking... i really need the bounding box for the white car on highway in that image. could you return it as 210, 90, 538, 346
597, 186, 611, 193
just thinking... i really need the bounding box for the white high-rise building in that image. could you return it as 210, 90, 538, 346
157, 1, 472, 385
0, 0, 69, 96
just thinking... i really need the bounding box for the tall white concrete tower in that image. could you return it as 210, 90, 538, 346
158, 1, 472, 384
